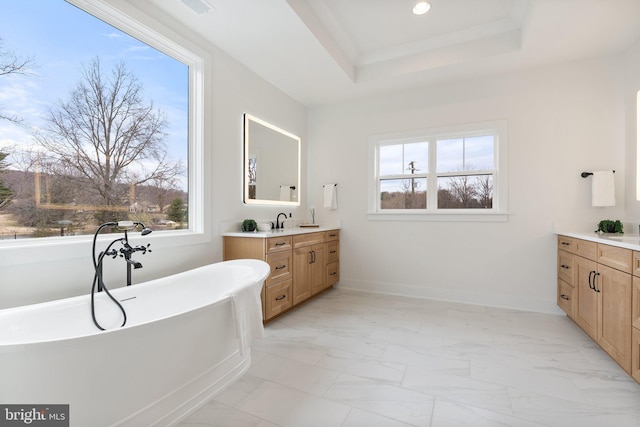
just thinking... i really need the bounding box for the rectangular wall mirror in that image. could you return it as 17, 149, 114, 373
244, 113, 301, 206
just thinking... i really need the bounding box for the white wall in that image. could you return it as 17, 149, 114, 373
0, 1, 307, 309
624, 39, 640, 222
308, 55, 627, 313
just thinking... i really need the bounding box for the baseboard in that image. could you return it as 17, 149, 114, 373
336, 278, 562, 315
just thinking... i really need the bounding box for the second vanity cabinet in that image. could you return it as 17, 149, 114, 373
557, 235, 633, 375
224, 228, 339, 322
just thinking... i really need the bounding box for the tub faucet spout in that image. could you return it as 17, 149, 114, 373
91, 221, 153, 331
126, 258, 143, 269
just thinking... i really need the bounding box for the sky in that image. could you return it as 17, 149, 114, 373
0, 0, 189, 189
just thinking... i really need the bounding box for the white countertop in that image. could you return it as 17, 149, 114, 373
223, 226, 339, 238
558, 231, 640, 251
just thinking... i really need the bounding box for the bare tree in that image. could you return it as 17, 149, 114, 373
0, 150, 13, 209
34, 57, 182, 221
443, 175, 478, 208
477, 174, 493, 208
0, 38, 35, 125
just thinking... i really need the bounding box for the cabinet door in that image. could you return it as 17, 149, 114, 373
597, 264, 632, 373
633, 326, 640, 383
310, 243, 326, 295
633, 277, 640, 331
293, 246, 312, 305
574, 256, 599, 340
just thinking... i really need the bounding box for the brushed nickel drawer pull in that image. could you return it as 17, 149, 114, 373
275, 295, 286, 301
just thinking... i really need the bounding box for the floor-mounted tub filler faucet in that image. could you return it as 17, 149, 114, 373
90, 221, 152, 331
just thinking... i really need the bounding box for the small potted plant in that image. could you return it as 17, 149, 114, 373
595, 219, 623, 234
241, 219, 257, 232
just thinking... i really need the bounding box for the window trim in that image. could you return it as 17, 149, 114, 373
367, 120, 508, 222
0, 0, 208, 251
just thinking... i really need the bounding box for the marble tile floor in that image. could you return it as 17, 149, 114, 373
178, 289, 640, 427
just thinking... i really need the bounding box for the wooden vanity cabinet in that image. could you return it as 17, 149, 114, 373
632, 271, 640, 382
224, 229, 339, 322
557, 236, 633, 374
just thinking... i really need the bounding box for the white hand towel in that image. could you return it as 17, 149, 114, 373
279, 185, 292, 201
324, 184, 337, 209
230, 280, 265, 356
592, 171, 615, 207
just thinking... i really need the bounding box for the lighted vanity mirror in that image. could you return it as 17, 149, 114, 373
244, 113, 301, 206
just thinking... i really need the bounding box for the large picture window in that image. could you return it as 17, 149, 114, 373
0, 0, 195, 240
368, 121, 508, 221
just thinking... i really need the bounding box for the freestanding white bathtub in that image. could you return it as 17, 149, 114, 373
0, 259, 270, 427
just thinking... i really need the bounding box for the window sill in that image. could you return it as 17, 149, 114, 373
367, 212, 509, 222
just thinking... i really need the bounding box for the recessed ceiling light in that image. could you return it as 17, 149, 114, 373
412, 1, 431, 15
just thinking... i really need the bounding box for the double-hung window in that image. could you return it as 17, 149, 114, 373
368, 121, 508, 221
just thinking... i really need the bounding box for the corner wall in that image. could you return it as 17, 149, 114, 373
308, 56, 626, 313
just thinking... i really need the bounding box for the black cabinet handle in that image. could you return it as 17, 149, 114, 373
594, 272, 601, 293
275, 295, 286, 301
560, 294, 570, 300
275, 242, 287, 246
275, 265, 286, 270
561, 242, 570, 246
330, 250, 337, 254
588, 271, 595, 290
560, 264, 570, 269
330, 272, 337, 276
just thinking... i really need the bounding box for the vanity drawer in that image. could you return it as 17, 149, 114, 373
558, 236, 597, 260
293, 232, 325, 248
266, 251, 292, 286
558, 250, 574, 286
574, 238, 597, 261
598, 244, 632, 273
267, 236, 292, 254
557, 279, 575, 318
264, 279, 292, 320
325, 230, 339, 241
327, 240, 339, 264
558, 236, 575, 252
327, 261, 339, 287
